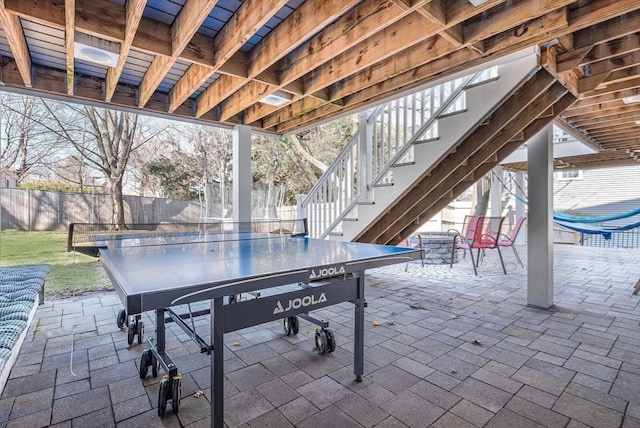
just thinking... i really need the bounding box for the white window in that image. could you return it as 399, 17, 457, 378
557, 170, 582, 181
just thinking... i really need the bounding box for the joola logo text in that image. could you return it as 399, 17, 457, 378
309, 265, 346, 279
273, 293, 327, 314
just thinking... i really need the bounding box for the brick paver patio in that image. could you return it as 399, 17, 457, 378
1, 244, 639, 427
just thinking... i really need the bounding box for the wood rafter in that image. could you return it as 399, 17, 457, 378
65, 0, 74, 95
106, 0, 146, 102
137, 0, 218, 108
0, 0, 31, 87
168, 0, 288, 112
0, 0, 638, 168
194, 0, 358, 119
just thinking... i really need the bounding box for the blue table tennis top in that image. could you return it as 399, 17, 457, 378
99, 234, 419, 310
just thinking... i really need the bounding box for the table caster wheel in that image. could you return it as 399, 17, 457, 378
283, 316, 299, 336
315, 328, 328, 355
325, 328, 336, 353
139, 350, 152, 379
137, 321, 144, 345
158, 376, 169, 417
171, 374, 182, 414
127, 322, 135, 345
116, 309, 127, 329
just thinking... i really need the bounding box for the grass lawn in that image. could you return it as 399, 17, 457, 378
0, 230, 112, 297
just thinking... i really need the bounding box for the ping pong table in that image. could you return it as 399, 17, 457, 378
85, 219, 420, 427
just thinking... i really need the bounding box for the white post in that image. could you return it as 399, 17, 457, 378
490, 166, 503, 217
515, 171, 526, 244
358, 112, 372, 201
527, 125, 554, 308
232, 125, 251, 223
295, 194, 307, 220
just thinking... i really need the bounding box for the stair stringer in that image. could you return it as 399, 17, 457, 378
357, 70, 576, 245
338, 52, 541, 242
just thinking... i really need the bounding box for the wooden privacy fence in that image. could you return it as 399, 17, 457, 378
0, 188, 296, 232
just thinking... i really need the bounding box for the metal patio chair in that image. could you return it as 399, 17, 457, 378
498, 216, 526, 268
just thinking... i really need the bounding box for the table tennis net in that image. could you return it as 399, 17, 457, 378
68, 219, 308, 256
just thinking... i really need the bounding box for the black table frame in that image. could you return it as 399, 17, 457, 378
139, 271, 366, 427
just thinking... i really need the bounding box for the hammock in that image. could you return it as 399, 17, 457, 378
510, 193, 640, 224
496, 172, 640, 237
555, 218, 640, 240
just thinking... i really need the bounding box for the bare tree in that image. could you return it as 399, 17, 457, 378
0, 94, 63, 182
40, 103, 163, 228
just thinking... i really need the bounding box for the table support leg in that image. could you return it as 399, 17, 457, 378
212, 297, 224, 427
354, 271, 365, 382
156, 309, 165, 352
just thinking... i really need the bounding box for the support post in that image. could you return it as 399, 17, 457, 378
232, 125, 252, 223
212, 297, 224, 427
358, 113, 372, 201
515, 171, 526, 245
527, 125, 553, 308
490, 166, 503, 217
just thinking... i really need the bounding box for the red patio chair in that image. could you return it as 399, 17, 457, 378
473, 216, 507, 275
457, 216, 507, 275
498, 216, 526, 268
449, 215, 483, 274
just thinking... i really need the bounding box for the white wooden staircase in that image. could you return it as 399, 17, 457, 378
298, 48, 575, 244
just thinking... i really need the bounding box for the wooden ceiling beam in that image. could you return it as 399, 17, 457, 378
589, 123, 638, 136
5, 0, 246, 78
196, 74, 246, 118
570, 87, 640, 108
568, 104, 640, 122
579, 61, 640, 94
0, 1, 32, 87
462, 0, 573, 45
580, 35, 640, 67
219, 0, 425, 122
583, 50, 640, 79
482, 7, 568, 55
248, 0, 359, 80
254, 0, 525, 127
573, 111, 640, 127
262, 35, 455, 129
194, 0, 358, 118
556, 45, 593, 72
582, 76, 640, 98
564, 100, 626, 117
64, 0, 74, 95
106, 0, 146, 102
447, 0, 505, 23
572, 7, 640, 50
276, 9, 573, 134
168, 0, 288, 113
138, 0, 218, 108
276, 0, 572, 132
224, 12, 438, 122
276, 0, 430, 92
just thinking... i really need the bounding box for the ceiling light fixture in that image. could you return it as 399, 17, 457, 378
622, 94, 640, 104
74, 33, 120, 67
259, 90, 292, 106
468, 0, 489, 6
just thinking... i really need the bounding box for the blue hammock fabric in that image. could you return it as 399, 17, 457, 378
512, 194, 640, 224
555, 218, 640, 240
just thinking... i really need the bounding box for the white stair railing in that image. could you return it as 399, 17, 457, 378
300, 68, 498, 239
